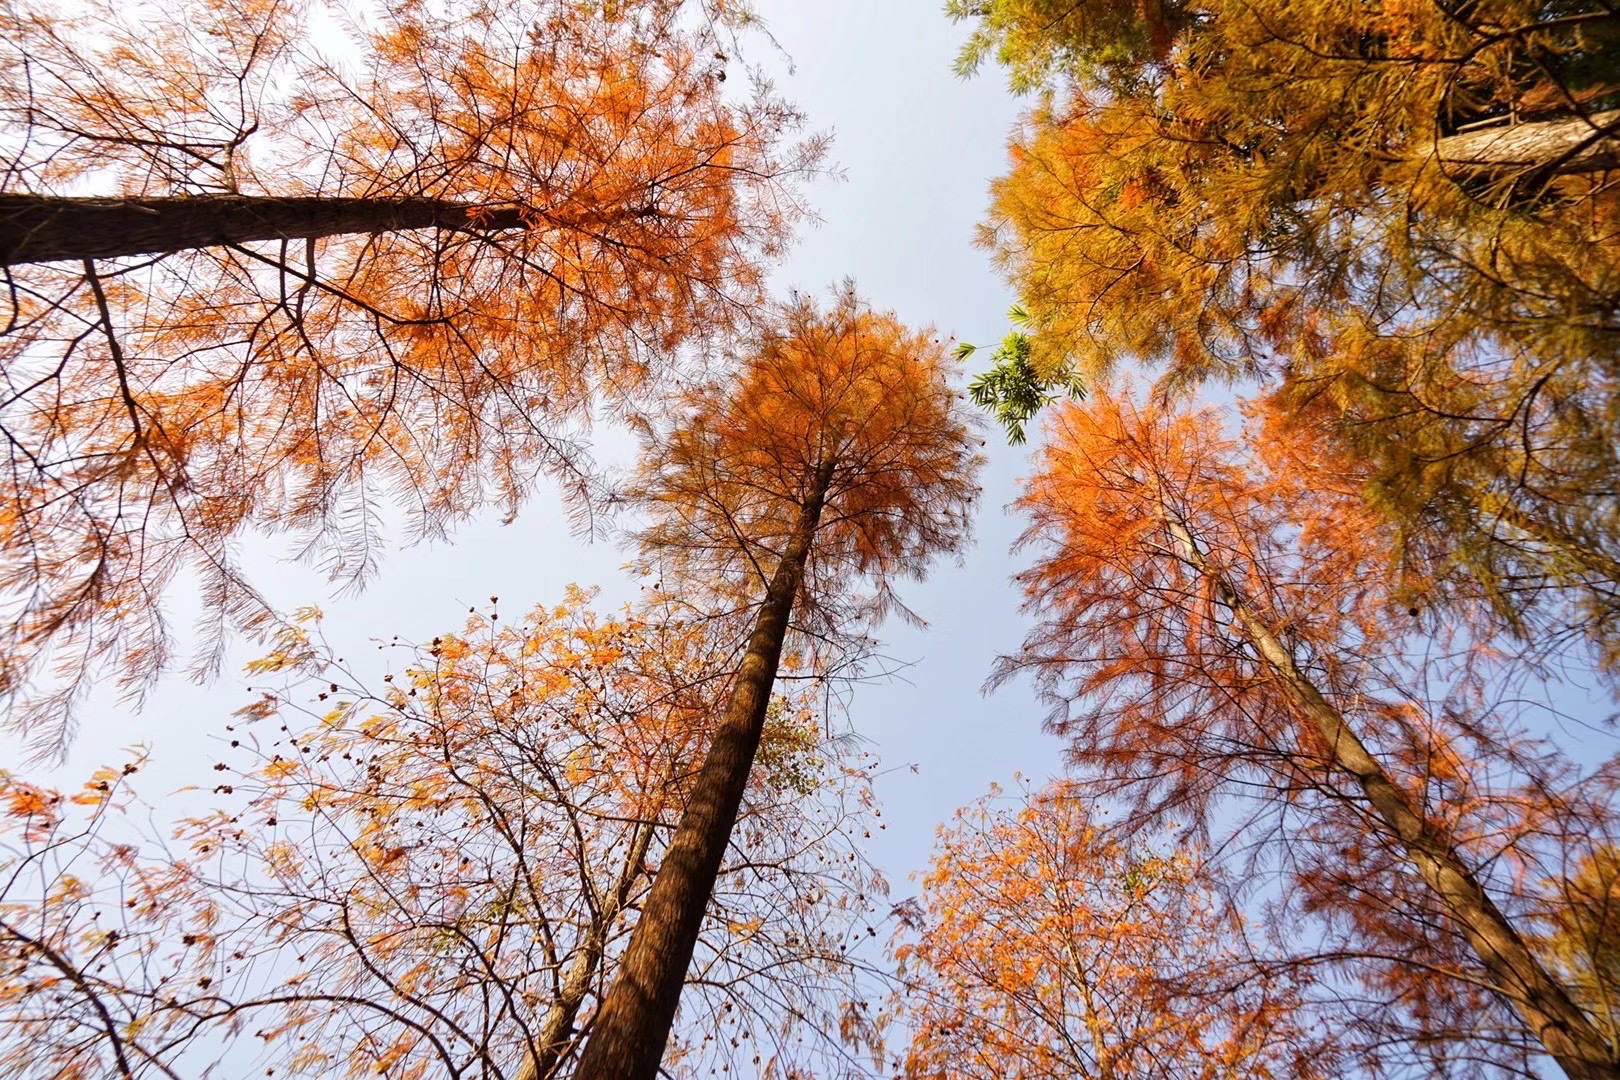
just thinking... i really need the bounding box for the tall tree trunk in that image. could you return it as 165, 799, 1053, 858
513, 822, 657, 1080
1435, 109, 1620, 176
0, 194, 538, 266
572, 457, 837, 1080
1161, 512, 1620, 1080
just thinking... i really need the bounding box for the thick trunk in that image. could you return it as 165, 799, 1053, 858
0, 194, 532, 266
1435, 110, 1620, 176
512, 823, 656, 1080
572, 459, 837, 1080
1163, 515, 1620, 1080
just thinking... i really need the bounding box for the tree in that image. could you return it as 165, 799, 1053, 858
571, 287, 983, 1079
999, 392, 1620, 1078
0, 0, 817, 753
955, 305, 1086, 446
951, 0, 1620, 657
892, 778, 1324, 1080
1541, 846, 1620, 1058
0, 589, 889, 1078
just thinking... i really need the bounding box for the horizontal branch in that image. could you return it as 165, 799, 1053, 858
0, 194, 534, 266
1434, 109, 1620, 175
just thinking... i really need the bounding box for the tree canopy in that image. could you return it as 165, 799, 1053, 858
952, 0, 1620, 658
0, 591, 885, 1078
576, 287, 983, 1079
894, 778, 1324, 1079
0, 0, 816, 752
1001, 391, 1620, 1077
4, 4, 1620, 1078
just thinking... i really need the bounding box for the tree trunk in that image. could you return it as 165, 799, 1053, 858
513, 822, 657, 1080
0, 194, 534, 266
571, 457, 837, 1080
1435, 110, 1620, 176
1485, 497, 1620, 588
1162, 513, 1620, 1080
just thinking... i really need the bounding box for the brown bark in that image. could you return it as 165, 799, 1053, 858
513, 822, 657, 1080
0, 194, 533, 266
1435, 110, 1620, 176
571, 457, 837, 1080
1162, 513, 1620, 1080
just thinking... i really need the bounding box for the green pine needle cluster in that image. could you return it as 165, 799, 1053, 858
958, 306, 1086, 445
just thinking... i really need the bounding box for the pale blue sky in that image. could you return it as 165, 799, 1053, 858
743, 0, 1068, 888
4, 0, 1067, 918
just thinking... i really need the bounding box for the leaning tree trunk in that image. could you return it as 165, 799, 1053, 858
1162, 512, 1620, 1080
512, 822, 657, 1080
1435, 109, 1620, 176
0, 194, 538, 265
571, 457, 837, 1080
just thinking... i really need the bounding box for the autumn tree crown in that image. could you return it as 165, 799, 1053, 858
630, 286, 984, 640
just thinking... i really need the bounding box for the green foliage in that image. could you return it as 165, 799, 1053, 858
755, 696, 826, 797
945, 0, 1183, 94
958, 306, 1086, 445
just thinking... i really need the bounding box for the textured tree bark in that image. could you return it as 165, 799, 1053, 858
1435, 110, 1620, 176
0, 195, 532, 266
571, 457, 837, 1080
513, 822, 656, 1080
1163, 513, 1620, 1080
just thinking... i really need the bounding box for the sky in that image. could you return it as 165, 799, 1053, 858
739, 0, 1071, 885
2, 0, 1070, 928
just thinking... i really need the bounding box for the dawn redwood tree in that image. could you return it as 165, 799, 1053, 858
0, 591, 887, 1078
572, 288, 982, 1079
1001, 392, 1620, 1079
951, 0, 1620, 658
0, 0, 817, 753
893, 778, 1325, 1080
1535, 843, 1620, 1058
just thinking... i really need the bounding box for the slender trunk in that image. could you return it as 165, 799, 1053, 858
1141, 0, 1172, 64
1066, 935, 1115, 1080
1486, 498, 1620, 587
1435, 109, 1620, 176
0, 194, 533, 266
513, 822, 657, 1080
1162, 513, 1620, 1080
572, 458, 838, 1080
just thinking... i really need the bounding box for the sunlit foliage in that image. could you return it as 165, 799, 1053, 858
0, 591, 886, 1078
0, 0, 819, 752
1001, 391, 1620, 1077
954, 0, 1620, 659
894, 778, 1324, 1079
576, 288, 983, 1078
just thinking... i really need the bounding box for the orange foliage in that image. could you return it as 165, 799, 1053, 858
0, 591, 886, 1078
631, 285, 984, 644
895, 779, 1324, 1079
573, 288, 981, 1079
1000, 391, 1620, 1075
0, 0, 817, 753
962, 0, 1620, 660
